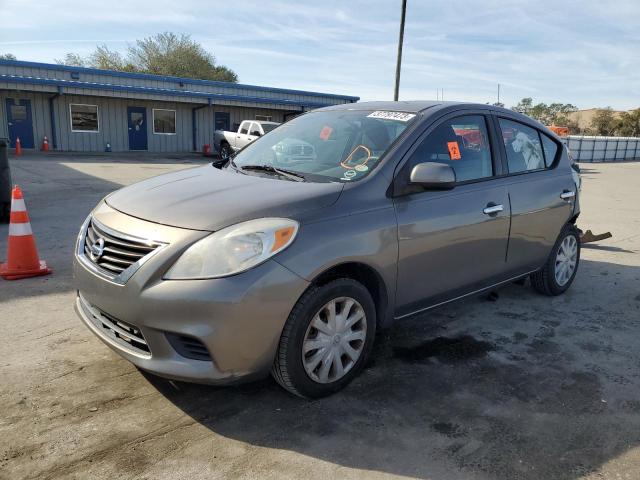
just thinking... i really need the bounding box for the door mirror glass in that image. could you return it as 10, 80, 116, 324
409, 162, 456, 190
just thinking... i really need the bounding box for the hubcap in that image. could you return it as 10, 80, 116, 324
302, 297, 367, 384
555, 234, 578, 286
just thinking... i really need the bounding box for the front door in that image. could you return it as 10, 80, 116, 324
6, 98, 34, 149
393, 113, 511, 317
127, 107, 148, 150
214, 112, 230, 132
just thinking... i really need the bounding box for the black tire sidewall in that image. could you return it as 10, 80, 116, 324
220, 144, 230, 160
282, 279, 376, 398
547, 226, 581, 294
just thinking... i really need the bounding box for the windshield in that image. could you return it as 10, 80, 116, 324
230, 110, 416, 182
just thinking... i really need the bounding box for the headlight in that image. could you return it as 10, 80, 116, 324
164, 218, 299, 280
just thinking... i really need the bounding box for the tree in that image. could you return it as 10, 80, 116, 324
58, 32, 237, 82
617, 109, 640, 137
590, 108, 618, 136
512, 97, 533, 117
128, 32, 237, 82
0, 53, 17, 60
58, 52, 85, 67
511, 97, 578, 132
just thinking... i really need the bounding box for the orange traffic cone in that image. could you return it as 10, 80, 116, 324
0, 186, 52, 280
15, 137, 22, 156
42, 136, 49, 152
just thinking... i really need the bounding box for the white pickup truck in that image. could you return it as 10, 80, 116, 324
214, 120, 280, 160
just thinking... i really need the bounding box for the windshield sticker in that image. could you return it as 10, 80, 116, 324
367, 111, 416, 122
355, 164, 369, 172
319, 126, 333, 141
447, 141, 462, 160
343, 169, 357, 178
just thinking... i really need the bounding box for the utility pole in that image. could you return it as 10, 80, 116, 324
394, 0, 407, 101
497, 83, 501, 105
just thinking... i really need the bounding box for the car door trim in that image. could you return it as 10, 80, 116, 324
394, 269, 538, 320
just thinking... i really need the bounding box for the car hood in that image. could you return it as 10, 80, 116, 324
105, 165, 344, 231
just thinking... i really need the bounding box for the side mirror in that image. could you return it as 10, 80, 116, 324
409, 162, 456, 190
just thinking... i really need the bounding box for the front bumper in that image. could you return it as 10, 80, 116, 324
73, 203, 309, 384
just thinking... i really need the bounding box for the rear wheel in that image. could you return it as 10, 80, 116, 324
272, 278, 376, 398
531, 224, 580, 296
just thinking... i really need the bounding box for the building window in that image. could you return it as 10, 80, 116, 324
70, 104, 99, 132
255, 115, 272, 122
153, 109, 176, 134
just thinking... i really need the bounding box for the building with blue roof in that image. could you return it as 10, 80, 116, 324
0, 59, 359, 153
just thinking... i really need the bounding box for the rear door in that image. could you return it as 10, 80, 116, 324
393, 112, 511, 317
494, 116, 575, 275
6, 98, 34, 149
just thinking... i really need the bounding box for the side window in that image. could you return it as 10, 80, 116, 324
540, 133, 558, 167
239, 122, 249, 135
408, 115, 493, 182
499, 119, 545, 173
249, 122, 262, 136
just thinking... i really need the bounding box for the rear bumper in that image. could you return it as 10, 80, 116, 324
73, 205, 310, 385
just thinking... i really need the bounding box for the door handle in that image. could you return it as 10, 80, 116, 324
483, 204, 504, 215
560, 190, 575, 200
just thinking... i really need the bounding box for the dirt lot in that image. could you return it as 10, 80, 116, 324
1, 154, 639, 480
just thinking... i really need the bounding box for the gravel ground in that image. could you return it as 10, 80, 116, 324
1, 155, 639, 480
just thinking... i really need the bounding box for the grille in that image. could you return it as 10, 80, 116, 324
78, 294, 151, 357
83, 218, 162, 278
166, 333, 212, 361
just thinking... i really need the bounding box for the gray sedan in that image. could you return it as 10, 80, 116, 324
74, 101, 580, 398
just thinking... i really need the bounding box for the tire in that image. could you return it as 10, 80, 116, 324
530, 224, 580, 296
219, 143, 232, 161
272, 278, 376, 398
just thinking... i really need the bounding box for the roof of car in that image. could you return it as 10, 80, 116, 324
317, 100, 517, 115
317, 100, 462, 113
315, 100, 546, 131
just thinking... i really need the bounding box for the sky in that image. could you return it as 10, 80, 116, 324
1, 0, 638, 110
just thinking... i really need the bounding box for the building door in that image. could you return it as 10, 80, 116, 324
214, 112, 230, 132
127, 107, 148, 150
5, 98, 34, 148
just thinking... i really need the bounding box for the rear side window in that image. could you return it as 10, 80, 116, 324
540, 133, 558, 167
499, 119, 545, 173
408, 115, 493, 182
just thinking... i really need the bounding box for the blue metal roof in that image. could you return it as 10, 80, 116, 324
0, 73, 340, 109
0, 59, 359, 103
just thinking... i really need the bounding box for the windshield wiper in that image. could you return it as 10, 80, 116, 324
239, 164, 306, 182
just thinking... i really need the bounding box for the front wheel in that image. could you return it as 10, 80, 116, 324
272, 278, 376, 398
219, 143, 232, 161
531, 224, 580, 296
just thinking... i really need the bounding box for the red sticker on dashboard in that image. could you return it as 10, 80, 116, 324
320, 126, 333, 140
447, 141, 461, 160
